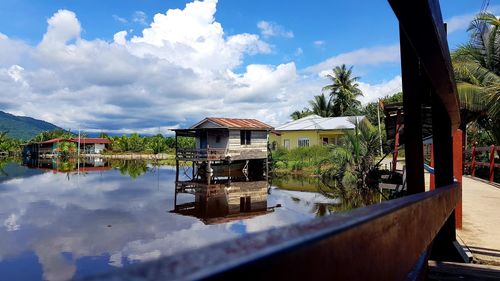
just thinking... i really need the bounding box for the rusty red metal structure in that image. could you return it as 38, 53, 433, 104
85, 0, 466, 280
464, 145, 500, 183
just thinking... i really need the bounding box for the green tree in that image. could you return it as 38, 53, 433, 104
323, 118, 379, 188
322, 64, 364, 116
309, 93, 334, 117
290, 108, 313, 120
452, 12, 500, 144
30, 129, 74, 142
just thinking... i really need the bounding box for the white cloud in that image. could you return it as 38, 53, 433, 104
0, 1, 287, 132
132, 11, 147, 25
446, 13, 474, 34
295, 47, 303, 56
305, 44, 400, 74
4, 214, 20, 231
113, 15, 128, 24
358, 75, 402, 104
257, 21, 294, 38
0, 0, 402, 133
313, 40, 325, 47
445, 5, 500, 34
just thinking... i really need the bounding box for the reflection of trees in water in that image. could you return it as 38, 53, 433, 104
316, 177, 380, 215
111, 160, 149, 179
0, 157, 21, 176
273, 174, 382, 217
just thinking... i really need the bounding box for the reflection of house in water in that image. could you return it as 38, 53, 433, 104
22, 157, 112, 173
22, 138, 111, 157
172, 180, 272, 225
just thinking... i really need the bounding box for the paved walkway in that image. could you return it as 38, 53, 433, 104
457, 177, 500, 265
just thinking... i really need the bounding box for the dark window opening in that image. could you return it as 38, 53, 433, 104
240, 130, 251, 145
216, 135, 221, 143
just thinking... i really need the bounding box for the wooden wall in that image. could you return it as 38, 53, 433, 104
227, 130, 268, 160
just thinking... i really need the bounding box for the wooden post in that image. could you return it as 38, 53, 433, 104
430, 143, 435, 190
471, 145, 476, 177
489, 145, 495, 182
400, 25, 425, 194
453, 130, 462, 229
175, 133, 179, 183
430, 92, 461, 261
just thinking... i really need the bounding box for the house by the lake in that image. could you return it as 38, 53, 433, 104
270, 115, 366, 150
22, 137, 111, 157
172, 117, 273, 179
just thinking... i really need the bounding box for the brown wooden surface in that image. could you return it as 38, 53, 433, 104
400, 24, 425, 194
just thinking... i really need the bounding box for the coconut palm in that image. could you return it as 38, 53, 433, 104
309, 93, 334, 117
290, 108, 312, 120
322, 64, 364, 116
452, 12, 500, 144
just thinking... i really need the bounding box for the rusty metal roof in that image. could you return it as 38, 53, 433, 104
69, 138, 111, 144
191, 117, 273, 130
36, 138, 111, 145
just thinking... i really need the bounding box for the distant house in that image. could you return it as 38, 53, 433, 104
173, 117, 273, 161
70, 138, 111, 154
270, 115, 366, 150
22, 137, 111, 156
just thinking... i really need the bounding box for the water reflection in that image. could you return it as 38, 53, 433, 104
272, 174, 385, 216
173, 180, 272, 225
0, 160, 324, 280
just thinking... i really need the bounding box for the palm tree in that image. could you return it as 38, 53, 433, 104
322, 64, 364, 116
452, 12, 500, 144
290, 108, 312, 120
309, 93, 334, 117
322, 118, 379, 188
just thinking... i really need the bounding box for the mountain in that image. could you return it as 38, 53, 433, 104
0, 111, 62, 140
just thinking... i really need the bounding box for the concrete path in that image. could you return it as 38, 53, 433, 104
457, 177, 500, 265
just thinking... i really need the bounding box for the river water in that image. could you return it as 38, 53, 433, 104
0, 158, 380, 280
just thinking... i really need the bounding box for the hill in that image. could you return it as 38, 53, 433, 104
0, 111, 62, 140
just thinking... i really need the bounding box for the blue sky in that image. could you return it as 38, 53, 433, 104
0, 0, 497, 133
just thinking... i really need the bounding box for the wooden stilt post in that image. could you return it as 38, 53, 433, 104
392, 109, 402, 173
175, 133, 179, 183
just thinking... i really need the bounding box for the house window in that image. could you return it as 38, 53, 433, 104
240, 130, 251, 145
298, 138, 310, 147
284, 139, 290, 149
322, 137, 329, 145
216, 135, 221, 143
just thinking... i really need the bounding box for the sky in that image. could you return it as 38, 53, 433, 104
0, 0, 498, 135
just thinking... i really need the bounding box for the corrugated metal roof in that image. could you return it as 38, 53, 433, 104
37, 138, 111, 144
275, 115, 366, 131
192, 117, 273, 130
70, 138, 111, 144
38, 138, 67, 144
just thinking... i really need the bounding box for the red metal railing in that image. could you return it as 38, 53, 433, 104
464, 145, 500, 183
